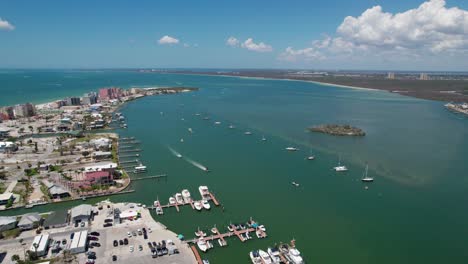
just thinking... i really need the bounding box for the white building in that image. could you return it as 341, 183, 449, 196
69, 230, 88, 254
30, 233, 50, 257
70, 204, 93, 224
18, 213, 42, 230
0, 216, 17, 232
0, 192, 14, 205
0, 141, 17, 153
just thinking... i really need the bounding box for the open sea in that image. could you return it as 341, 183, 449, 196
1, 70, 468, 263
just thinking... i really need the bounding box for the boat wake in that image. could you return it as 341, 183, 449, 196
184, 157, 209, 172
168, 146, 183, 158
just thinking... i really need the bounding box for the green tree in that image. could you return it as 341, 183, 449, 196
11, 254, 20, 262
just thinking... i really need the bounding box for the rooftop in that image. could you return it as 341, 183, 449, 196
70, 204, 93, 219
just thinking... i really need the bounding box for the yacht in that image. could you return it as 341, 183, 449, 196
244, 131, 252, 135
195, 228, 207, 237
267, 247, 281, 263
249, 251, 263, 264
181, 189, 191, 203
133, 165, 147, 173
197, 239, 209, 252
194, 201, 203, 211
169, 197, 176, 205
288, 248, 304, 264
202, 199, 211, 210
259, 250, 274, 264
175, 193, 184, 204
292, 181, 300, 187
361, 164, 374, 182
286, 147, 299, 151
199, 186, 210, 199
333, 155, 348, 172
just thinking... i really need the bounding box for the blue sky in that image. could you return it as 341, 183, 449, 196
1, 0, 468, 70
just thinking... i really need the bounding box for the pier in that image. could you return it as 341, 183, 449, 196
190, 245, 203, 264
119, 159, 139, 164
119, 148, 142, 153
131, 174, 167, 181
119, 154, 139, 158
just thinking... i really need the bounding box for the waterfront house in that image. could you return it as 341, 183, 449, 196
0, 216, 18, 232
90, 137, 112, 151
0, 192, 14, 205
30, 233, 50, 257
84, 162, 117, 173
18, 213, 42, 230
42, 180, 70, 199
0, 142, 18, 153
70, 204, 93, 224
43, 210, 68, 229
92, 151, 112, 160
85, 170, 114, 185
0, 129, 9, 139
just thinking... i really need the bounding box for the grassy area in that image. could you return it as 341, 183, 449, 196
0, 182, 5, 193
2, 228, 21, 239
24, 168, 39, 177
39, 183, 51, 202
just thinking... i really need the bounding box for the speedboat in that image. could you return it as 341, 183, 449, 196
244, 131, 252, 135
181, 189, 191, 203
267, 247, 281, 263
214, 121, 221, 125
217, 238, 227, 247
176, 153, 182, 158
203, 260, 210, 264
197, 239, 209, 252
195, 228, 207, 237
202, 199, 211, 210
175, 193, 184, 204
288, 248, 304, 264
292, 181, 300, 187
199, 186, 210, 199
262, 136, 267, 141
180, 138, 184, 143
249, 251, 262, 264
194, 201, 203, 211
259, 250, 274, 264
188, 128, 193, 133
169, 197, 176, 205
286, 147, 299, 151
307, 155, 315, 160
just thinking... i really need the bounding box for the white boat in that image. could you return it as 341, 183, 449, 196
262, 136, 267, 141
199, 186, 210, 199
361, 164, 374, 182
194, 201, 203, 211
214, 121, 221, 125
288, 248, 304, 264
197, 239, 209, 252
195, 113, 201, 116
229, 125, 235, 129
134, 165, 147, 171
267, 247, 281, 263
176, 153, 182, 158
188, 128, 193, 133
292, 181, 300, 187
202, 199, 211, 210
259, 250, 274, 264
169, 197, 176, 205
218, 238, 227, 247
333, 155, 348, 172
249, 251, 263, 264
182, 189, 191, 203
307, 155, 315, 160
244, 131, 252, 135
180, 138, 184, 143
175, 193, 184, 204
195, 228, 207, 237
258, 225, 266, 232
286, 147, 299, 151
203, 260, 210, 264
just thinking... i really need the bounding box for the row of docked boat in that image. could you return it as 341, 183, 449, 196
167, 186, 212, 210
250, 242, 304, 264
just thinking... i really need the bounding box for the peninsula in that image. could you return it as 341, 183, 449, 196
309, 124, 366, 136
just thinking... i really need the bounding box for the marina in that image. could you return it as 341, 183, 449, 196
149, 186, 220, 214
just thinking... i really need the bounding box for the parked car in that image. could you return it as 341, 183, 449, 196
148, 227, 152, 233
127, 231, 132, 237
119, 240, 123, 245
80, 222, 85, 227
70, 233, 75, 239
104, 219, 113, 223
90, 242, 101, 247
132, 231, 137, 236
113, 240, 118, 247
103, 223, 112, 227
90, 231, 100, 236
147, 242, 153, 248
62, 239, 67, 245
129, 245, 134, 252
137, 229, 142, 236
112, 255, 117, 261
138, 245, 143, 251
88, 236, 98, 241
86, 251, 96, 257
123, 238, 129, 245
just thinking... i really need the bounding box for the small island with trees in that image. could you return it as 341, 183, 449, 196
309, 124, 366, 136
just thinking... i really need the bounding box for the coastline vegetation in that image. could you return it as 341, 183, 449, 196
309, 124, 366, 136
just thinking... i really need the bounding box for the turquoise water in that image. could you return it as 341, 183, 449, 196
1, 71, 468, 263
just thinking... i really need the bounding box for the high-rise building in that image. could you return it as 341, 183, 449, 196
65, 97, 81, 106
419, 73, 429, 80
387, 72, 395, 79
0, 107, 15, 120
99, 87, 123, 101
13, 103, 36, 118
81, 92, 98, 105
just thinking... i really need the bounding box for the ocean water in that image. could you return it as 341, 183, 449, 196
1, 70, 468, 263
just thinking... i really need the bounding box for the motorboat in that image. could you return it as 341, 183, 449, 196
153, 200, 160, 207
155, 207, 163, 215
256, 229, 263, 238
214, 121, 221, 125
249, 251, 263, 264
361, 164, 374, 182
197, 239, 209, 252
286, 147, 299, 151
195, 228, 207, 237
288, 248, 304, 264
258, 225, 266, 232
199, 186, 210, 199
169, 197, 176, 205
175, 193, 184, 204
259, 250, 274, 264
194, 201, 203, 211
202, 167, 210, 172
202, 199, 211, 210
188, 128, 193, 133
245, 231, 252, 240
229, 125, 235, 129
181, 189, 191, 203
176, 153, 182, 158
206, 240, 214, 249
279, 245, 293, 262
203, 117, 210, 120
262, 136, 267, 141
227, 225, 234, 232
334, 155, 348, 172
267, 247, 281, 263
307, 155, 315, 160
202, 260, 210, 264
134, 165, 147, 173
180, 138, 184, 143
292, 181, 300, 187
195, 113, 201, 116
217, 238, 227, 247
211, 226, 217, 234
244, 131, 252, 135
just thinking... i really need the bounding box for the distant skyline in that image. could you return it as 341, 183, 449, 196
1, 0, 468, 71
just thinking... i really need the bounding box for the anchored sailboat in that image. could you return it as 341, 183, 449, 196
361, 164, 374, 182
333, 155, 348, 172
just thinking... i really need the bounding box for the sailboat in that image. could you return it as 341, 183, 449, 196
361, 164, 374, 182
261, 135, 267, 141
333, 155, 348, 172
306, 134, 315, 160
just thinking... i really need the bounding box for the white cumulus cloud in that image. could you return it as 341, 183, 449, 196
0, 18, 14, 31
226, 36, 239, 47
241, 38, 273, 52
158, 35, 179, 45
279, 0, 468, 63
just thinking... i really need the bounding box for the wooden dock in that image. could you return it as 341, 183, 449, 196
119, 159, 139, 164
119, 154, 140, 158
185, 226, 258, 244
119, 149, 142, 153
132, 174, 167, 181
209, 192, 220, 206
190, 245, 204, 264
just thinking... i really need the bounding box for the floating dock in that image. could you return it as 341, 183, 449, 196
148, 188, 220, 214
119, 148, 142, 153
132, 174, 167, 181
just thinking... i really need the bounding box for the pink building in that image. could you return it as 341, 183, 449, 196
84, 171, 114, 185
98, 87, 123, 100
